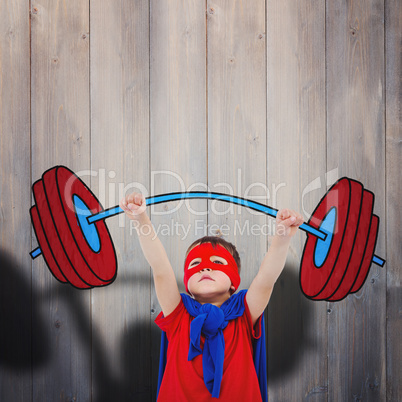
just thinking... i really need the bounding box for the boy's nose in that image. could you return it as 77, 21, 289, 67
200, 268, 212, 272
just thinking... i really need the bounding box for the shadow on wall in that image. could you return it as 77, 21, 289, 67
267, 262, 315, 382
0, 247, 318, 399
0, 249, 50, 371
93, 321, 161, 402
0, 248, 160, 401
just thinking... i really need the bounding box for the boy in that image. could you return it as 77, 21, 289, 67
120, 192, 303, 401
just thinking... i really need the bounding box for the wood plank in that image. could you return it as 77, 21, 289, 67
30, 0, 91, 400
149, 1, 207, 399
1, 1, 396, 400
0, 1, 31, 401
90, 0, 151, 400
266, 0, 327, 400
326, 0, 386, 400
385, 0, 402, 400
207, 0, 267, 397
207, 0, 266, 284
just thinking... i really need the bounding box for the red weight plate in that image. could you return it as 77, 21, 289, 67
310, 178, 364, 300
349, 215, 379, 294
33, 179, 92, 289
42, 166, 117, 287
30, 204, 67, 284
327, 189, 374, 301
300, 178, 363, 300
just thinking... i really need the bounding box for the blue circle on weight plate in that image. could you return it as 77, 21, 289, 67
314, 207, 337, 268
73, 194, 101, 253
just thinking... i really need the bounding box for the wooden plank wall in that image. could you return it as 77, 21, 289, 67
90, 1, 151, 400
266, 1, 328, 400
326, 1, 386, 401
0, 0, 400, 401
0, 1, 31, 401
30, 1, 92, 400
385, 1, 402, 401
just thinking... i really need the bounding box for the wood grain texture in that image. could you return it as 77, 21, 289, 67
0, 0, 399, 400
326, 0, 386, 401
149, 0, 207, 399
90, 0, 151, 400
385, 0, 402, 401
207, 0, 266, 287
266, 1, 327, 401
207, 0, 266, 396
30, 0, 92, 400
0, 1, 31, 401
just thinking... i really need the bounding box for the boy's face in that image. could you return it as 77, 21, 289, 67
185, 243, 238, 303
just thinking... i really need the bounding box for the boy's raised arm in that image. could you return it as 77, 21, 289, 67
246, 209, 304, 326
120, 193, 181, 317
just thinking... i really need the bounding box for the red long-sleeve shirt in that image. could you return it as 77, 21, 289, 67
155, 294, 263, 401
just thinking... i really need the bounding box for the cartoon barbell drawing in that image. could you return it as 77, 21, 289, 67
29, 165, 385, 301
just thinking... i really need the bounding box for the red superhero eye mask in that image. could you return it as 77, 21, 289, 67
183, 243, 240, 293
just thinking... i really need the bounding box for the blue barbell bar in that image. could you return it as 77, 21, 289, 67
30, 191, 385, 267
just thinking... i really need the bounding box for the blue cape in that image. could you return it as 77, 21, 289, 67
156, 290, 267, 401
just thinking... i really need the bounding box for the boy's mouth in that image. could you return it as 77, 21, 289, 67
199, 274, 214, 282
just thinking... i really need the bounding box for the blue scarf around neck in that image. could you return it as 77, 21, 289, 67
157, 290, 267, 401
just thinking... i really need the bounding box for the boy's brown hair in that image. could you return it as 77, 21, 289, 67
184, 235, 241, 275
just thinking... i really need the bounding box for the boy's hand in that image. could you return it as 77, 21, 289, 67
275, 208, 304, 238
119, 192, 147, 220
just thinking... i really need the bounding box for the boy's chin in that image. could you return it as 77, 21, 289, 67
190, 288, 233, 301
